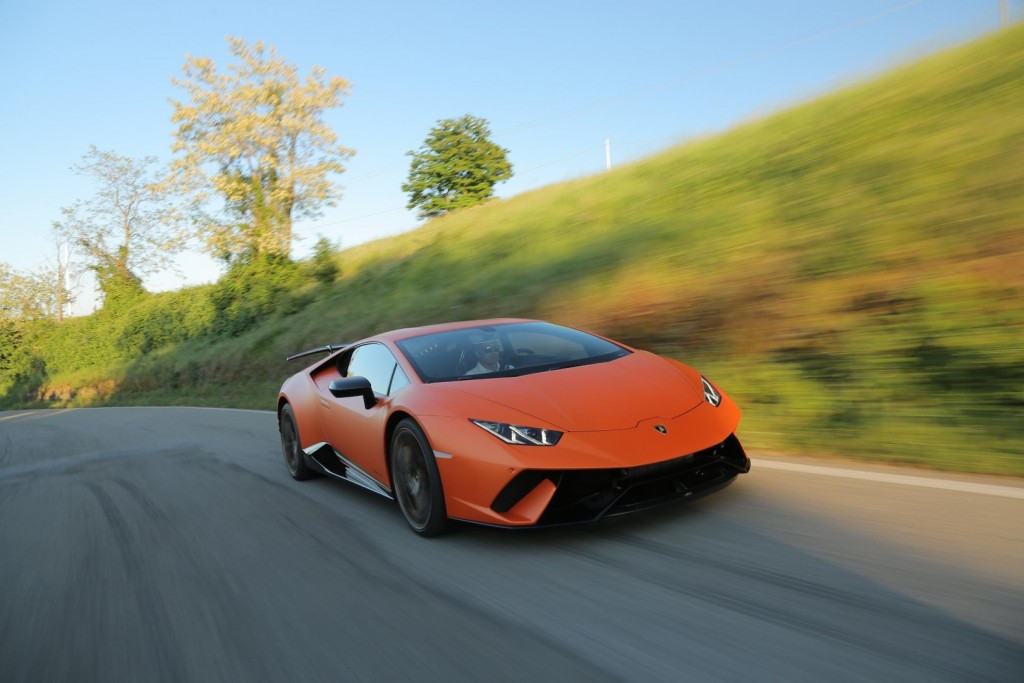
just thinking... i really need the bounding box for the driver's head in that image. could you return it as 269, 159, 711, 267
469, 332, 501, 361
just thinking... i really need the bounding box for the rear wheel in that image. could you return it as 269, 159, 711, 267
390, 419, 449, 536
280, 404, 315, 481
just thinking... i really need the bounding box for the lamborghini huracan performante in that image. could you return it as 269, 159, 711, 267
277, 319, 750, 536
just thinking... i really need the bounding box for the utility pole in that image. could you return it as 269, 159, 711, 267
56, 243, 71, 322
1001, 0, 1009, 27
605, 138, 612, 171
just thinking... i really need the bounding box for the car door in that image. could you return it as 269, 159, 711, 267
322, 342, 408, 485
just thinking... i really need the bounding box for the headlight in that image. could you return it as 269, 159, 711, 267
701, 376, 722, 407
471, 420, 563, 446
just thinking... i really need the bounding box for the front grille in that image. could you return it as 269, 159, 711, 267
491, 433, 749, 525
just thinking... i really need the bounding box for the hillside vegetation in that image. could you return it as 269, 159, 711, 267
3, 25, 1022, 475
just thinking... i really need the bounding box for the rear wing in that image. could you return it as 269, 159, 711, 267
286, 343, 351, 362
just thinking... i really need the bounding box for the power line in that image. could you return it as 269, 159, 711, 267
297, 0, 929, 234
491, 0, 926, 137
516, 145, 606, 176
335, 0, 925, 192
294, 206, 407, 232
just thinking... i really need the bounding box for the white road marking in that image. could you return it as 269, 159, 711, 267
132, 406, 276, 414
0, 410, 72, 423
189, 407, 276, 414
753, 458, 1024, 500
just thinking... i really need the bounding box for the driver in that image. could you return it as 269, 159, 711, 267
464, 332, 512, 375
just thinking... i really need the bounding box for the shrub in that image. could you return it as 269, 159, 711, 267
307, 236, 340, 284
210, 254, 306, 337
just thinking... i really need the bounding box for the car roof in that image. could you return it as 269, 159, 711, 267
374, 318, 537, 343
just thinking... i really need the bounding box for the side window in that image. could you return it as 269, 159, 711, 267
346, 343, 398, 396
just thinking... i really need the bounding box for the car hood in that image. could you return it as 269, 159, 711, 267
442, 351, 703, 431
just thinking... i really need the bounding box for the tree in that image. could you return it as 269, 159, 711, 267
0, 261, 61, 387
0, 250, 75, 322
169, 37, 354, 262
0, 263, 46, 322
53, 147, 180, 308
307, 235, 340, 284
403, 114, 512, 220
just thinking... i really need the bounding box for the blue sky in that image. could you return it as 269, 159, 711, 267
0, 0, 1015, 313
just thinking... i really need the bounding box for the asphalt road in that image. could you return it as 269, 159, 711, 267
1, 407, 1021, 682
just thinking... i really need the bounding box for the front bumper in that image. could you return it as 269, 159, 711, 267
490, 433, 750, 526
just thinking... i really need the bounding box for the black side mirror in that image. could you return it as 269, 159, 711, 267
329, 377, 378, 409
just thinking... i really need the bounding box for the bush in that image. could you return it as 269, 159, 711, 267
114, 288, 216, 355
210, 254, 307, 337
307, 236, 340, 284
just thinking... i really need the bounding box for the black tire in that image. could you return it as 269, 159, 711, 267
280, 404, 315, 481
390, 418, 449, 536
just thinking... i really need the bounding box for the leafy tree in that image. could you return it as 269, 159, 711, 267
169, 37, 354, 262
0, 259, 71, 388
0, 250, 75, 323
53, 147, 180, 308
0, 263, 48, 321
307, 235, 340, 284
403, 114, 513, 219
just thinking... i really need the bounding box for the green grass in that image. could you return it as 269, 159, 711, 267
5, 24, 1023, 476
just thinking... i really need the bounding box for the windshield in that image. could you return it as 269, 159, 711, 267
396, 321, 630, 383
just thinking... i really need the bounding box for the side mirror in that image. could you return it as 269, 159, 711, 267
329, 376, 378, 409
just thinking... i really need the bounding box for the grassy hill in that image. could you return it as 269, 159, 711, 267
5, 24, 1022, 475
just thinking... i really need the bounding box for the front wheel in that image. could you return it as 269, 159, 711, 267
390, 419, 449, 536
280, 404, 315, 481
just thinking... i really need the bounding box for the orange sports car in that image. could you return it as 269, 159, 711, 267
277, 319, 749, 536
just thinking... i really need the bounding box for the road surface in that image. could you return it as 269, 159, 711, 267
1, 407, 1021, 681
